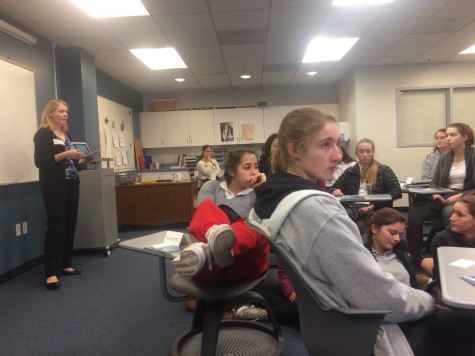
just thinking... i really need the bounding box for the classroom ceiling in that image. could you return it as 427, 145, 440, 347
1, 0, 475, 94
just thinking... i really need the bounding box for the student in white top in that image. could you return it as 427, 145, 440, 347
196, 144, 221, 180
327, 144, 356, 186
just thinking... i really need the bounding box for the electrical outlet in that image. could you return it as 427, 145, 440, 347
22, 221, 28, 234
15, 224, 21, 236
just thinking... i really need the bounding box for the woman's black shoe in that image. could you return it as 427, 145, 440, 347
45, 280, 61, 290
61, 268, 81, 275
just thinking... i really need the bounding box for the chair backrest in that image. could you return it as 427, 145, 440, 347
268, 239, 389, 356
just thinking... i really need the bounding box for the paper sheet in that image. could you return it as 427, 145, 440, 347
151, 231, 183, 250
449, 259, 475, 268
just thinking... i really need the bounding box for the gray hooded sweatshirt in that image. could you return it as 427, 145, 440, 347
247, 188, 435, 356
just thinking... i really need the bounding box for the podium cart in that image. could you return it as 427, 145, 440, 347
74, 159, 119, 256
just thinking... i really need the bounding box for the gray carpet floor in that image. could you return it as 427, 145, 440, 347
0, 226, 308, 355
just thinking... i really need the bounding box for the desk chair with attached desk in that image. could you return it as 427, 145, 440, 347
267, 238, 390, 356
168, 272, 284, 356
120, 231, 284, 355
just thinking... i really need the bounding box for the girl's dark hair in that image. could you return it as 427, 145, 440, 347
260, 133, 278, 171
201, 144, 212, 159
448, 123, 474, 147
223, 148, 257, 185
367, 207, 406, 246
339, 144, 356, 164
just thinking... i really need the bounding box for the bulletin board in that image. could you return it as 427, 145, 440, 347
0, 57, 38, 184
97, 96, 135, 171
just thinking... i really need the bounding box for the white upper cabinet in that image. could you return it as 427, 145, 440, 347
188, 110, 214, 147
237, 107, 265, 144
263, 104, 340, 140
213, 107, 265, 145
163, 111, 190, 147
140, 112, 165, 148
213, 108, 239, 145
263, 106, 292, 139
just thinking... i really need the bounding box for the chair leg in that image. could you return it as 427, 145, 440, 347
406, 224, 423, 268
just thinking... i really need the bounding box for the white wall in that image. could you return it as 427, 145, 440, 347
142, 85, 338, 112
339, 61, 475, 206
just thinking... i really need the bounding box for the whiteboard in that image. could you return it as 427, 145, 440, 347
97, 96, 135, 171
0, 57, 38, 184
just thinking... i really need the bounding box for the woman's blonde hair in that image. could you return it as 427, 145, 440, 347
356, 138, 378, 186
272, 108, 337, 174
39, 99, 69, 132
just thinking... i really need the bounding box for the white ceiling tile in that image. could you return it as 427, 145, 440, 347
212, 10, 269, 31
155, 13, 215, 34
221, 44, 265, 57
208, 0, 271, 12
140, 0, 209, 15
96, 17, 163, 36
118, 33, 170, 48
269, 7, 326, 29
318, 21, 373, 37
396, 33, 453, 47
166, 32, 219, 47
432, 0, 475, 18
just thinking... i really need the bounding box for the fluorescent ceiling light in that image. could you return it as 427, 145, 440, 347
240, 74, 251, 79
302, 37, 359, 62
307, 71, 318, 76
460, 44, 475, 54
72, 0, 149, 18
332, 0, 393, 6
130, 48, 187, 70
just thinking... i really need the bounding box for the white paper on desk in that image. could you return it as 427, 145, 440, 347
449, 259, 475, 268
151, 231, 183, 251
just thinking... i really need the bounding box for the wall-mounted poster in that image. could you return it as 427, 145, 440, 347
220, 122, 234, 142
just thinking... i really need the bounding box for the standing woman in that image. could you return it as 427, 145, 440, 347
407, 123, 475, 267
421, 128, 449, 181
196, 144, 221, 180
247, 108, 435, 355
34, 99, 89, 289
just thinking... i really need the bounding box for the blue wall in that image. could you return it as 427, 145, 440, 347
0, 16, 143, 278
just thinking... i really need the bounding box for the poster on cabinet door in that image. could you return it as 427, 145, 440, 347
240, 122, 255, 142
220, 122, 234, 142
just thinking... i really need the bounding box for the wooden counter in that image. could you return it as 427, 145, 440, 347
115, 180, 197, 227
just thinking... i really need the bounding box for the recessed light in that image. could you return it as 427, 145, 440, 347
72, 0, 149, 18
130, 48, 187, 70
175, 78, 185, 82
307, 71, 317, 76
302, 37, 359, 62
240, 74, 251, 79
332, 0, 393, 6
460, 44, 475, 54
